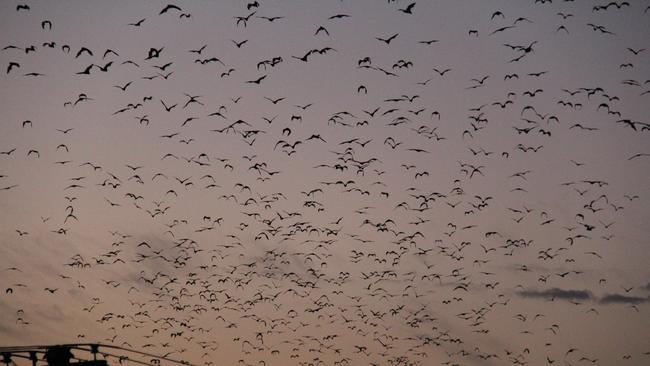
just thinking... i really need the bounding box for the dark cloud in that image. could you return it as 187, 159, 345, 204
517, 288, 593, 301
599, 294, 649, 305
518, 288, 650, 305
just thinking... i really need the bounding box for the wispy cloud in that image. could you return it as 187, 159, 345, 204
599, 294, 649, 305
517, 288, 593, 301
518, 288, 650, 305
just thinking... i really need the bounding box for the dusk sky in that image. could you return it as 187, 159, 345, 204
1, 1, 649, 365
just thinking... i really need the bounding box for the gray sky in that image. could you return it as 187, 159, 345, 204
1, 1, 649, 366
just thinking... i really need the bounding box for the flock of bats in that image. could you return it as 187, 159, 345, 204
1, 1, 649, 366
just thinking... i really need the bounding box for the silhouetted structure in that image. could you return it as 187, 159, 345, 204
0, 344, 189, 366
44, 346, 106, 366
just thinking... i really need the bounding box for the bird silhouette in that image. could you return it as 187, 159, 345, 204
159, 4, 182, 15
398, 3, 416, 14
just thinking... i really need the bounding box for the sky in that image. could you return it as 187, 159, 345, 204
1, 1, 649, 365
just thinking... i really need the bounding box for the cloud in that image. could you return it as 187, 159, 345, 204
599, 293, 649, 305
517, 288, 593, 301
519, 288, 650, 304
